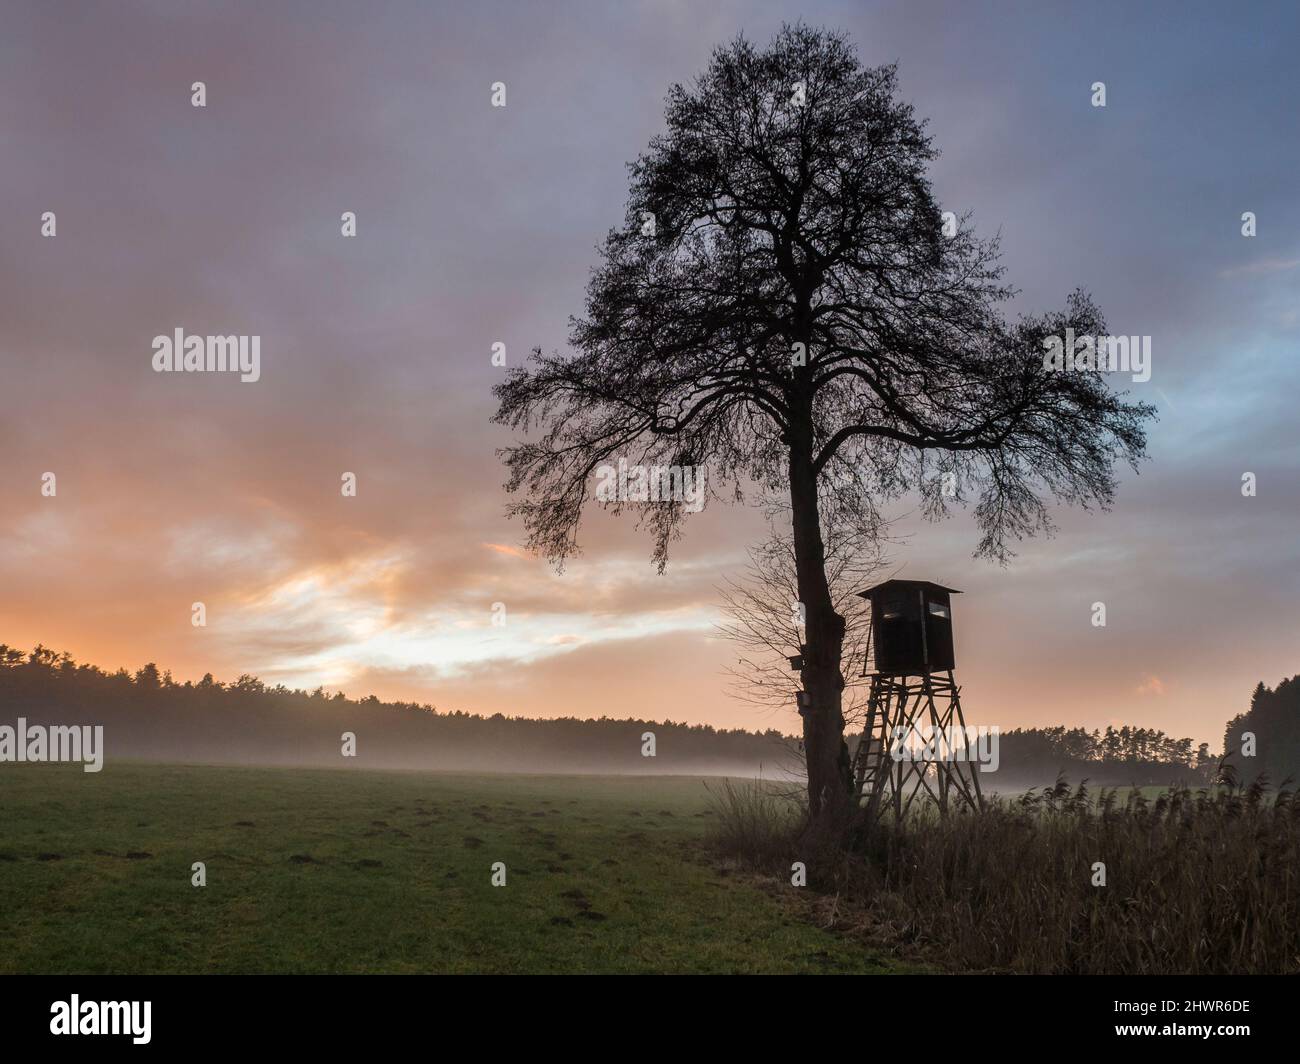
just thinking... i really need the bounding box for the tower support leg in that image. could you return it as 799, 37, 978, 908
855, 670, 985, 821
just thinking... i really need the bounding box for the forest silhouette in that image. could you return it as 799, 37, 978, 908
3, 643, 1289, 786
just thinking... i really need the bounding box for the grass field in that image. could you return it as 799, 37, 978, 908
0, 762, 906, 974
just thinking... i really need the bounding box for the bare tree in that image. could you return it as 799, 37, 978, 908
716, 498, 887, 741
493, 24, 1155, 819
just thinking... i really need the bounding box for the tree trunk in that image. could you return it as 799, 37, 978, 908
788, 442, 853, 820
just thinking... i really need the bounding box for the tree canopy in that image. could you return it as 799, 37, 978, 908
494, 24, 1154, 570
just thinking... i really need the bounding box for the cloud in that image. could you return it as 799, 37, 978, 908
1218, 258, 1300, 278
1136, 675, 1167, 697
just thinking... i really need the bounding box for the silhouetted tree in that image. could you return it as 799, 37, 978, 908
493, 24, 1154, 817
1225, 677, 1300, 785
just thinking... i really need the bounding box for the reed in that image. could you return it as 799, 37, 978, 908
711, 769, 1300, 974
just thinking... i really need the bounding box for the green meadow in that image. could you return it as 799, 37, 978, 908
0, 762, 903, 974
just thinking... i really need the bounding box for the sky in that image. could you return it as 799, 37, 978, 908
1, 0, 1297, 748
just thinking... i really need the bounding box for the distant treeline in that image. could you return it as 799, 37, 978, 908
990, 725, 1216, 789
0, 645, 801, 776
3, 644, 1296, 785
989, 680, 1300, 788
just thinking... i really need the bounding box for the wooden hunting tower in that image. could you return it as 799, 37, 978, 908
852, 578, 984, 819
859, 579, 960, 676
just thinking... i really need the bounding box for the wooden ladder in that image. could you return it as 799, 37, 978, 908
852, 682, 889, 799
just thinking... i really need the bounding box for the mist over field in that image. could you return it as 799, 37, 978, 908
8, 703, 803, 779
11, 724, 798, 780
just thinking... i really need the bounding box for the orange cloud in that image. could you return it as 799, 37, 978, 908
1136, 675, 1167, 697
